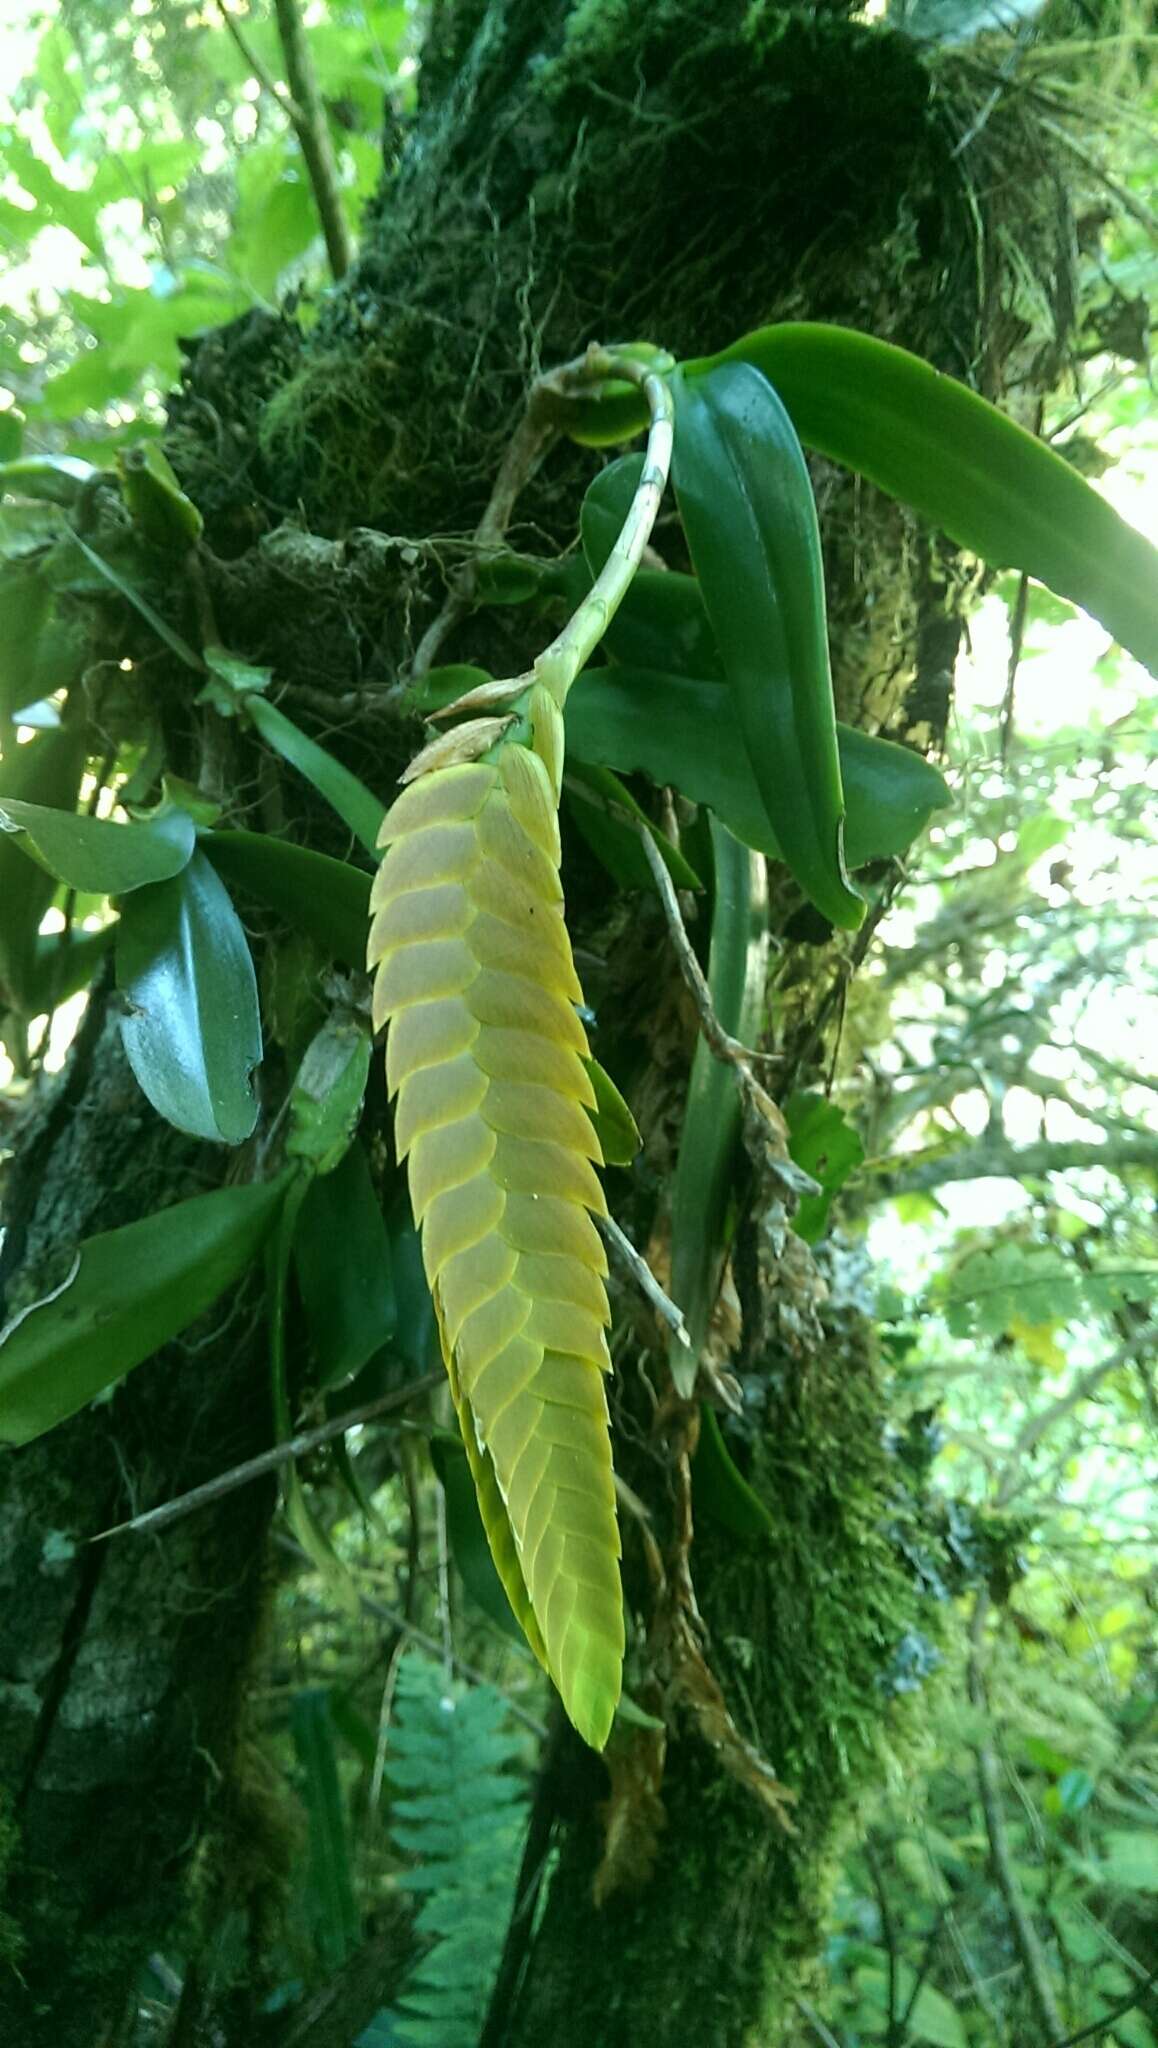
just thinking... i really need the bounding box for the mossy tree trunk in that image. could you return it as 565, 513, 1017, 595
0, 1, 1082, 2041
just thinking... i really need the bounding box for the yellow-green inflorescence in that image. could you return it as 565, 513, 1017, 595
367, 709, 624, 1748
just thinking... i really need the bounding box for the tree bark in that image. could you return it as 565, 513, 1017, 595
1, 0, 1085, 2040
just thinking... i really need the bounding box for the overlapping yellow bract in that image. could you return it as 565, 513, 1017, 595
367, 742, 624, 1749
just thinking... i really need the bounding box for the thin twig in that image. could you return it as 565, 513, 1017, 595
413, 343, 672, 692
90, 1374, 442, 1542
995, 1322, 1157, 1508
272, 0, 354, 279
969, 1592, 1066, 2042
795, 1996, 844, 2048
1046, 1965, 1158, 2048
214, 0, 303, 121
598, 1212, 693, 1354
636, 821, 757, 1072
409, 396, 560, 678
217, 0, 352, 280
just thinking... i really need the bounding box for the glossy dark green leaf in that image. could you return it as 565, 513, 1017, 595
290, 1688, 360, 1973
116, 850, 262, 1143
551, 344, 676, 448
564, 760, 701, 893
584, 1054, 641, 1167
294, 1142, 396, 1389
566, 667, 950, 869
0, 798, 195, 894
286, 1017, 372, 1176
693, 323, 1158, 676
669, 819, 768, 1399
580, 459, 722, 679
431, 1432, 525, 1642
0, 1174, 288, 1447
784, 1092, 865, 1243
0, 726, 87, 1014
245, 695, 385, 858
0, 568, 50, 721
692, 1406, 774, 1540
203, 829, 370, 967
673, 360, 863, 930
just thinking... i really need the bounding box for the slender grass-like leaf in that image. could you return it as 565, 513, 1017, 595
246, 694, 386, 858
669, 818, 768, 1398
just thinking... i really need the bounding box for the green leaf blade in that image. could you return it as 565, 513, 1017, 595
116, 850, 263, 1143
696, 322, 1158, 676
0, 799, 196, 895
672, 361, 863, 929
0, 1177, 287, 1447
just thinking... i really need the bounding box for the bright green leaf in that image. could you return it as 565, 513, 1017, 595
0, 1176, 288, 1447
0, 798, 195, 895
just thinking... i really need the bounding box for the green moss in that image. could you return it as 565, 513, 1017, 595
0, 1794, 24, 1971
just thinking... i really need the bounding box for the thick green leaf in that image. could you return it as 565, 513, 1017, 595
669, 818, 768, 1398
294, 1142, 396, 1389
580, 460, 722, 678
116, 442, 203, 549
245, 695, 385, 858
694, 323, 1158, 676
0, 726, 87, 1014
431, 1432, 526, 1643
286, 1018, 372, 1176
116, 850, 262, 1143
203, 829, 371, 966
0, 1175, 287, 1447
290, 1688, 361, 1973
673, 360, 863, 929
785, 1091, 865, 1243
0, 798, 195, 895
566, 667, 950, 870
693, 1406, 773, 1540
584, 1054, 641, 1167
0, 454, 98, 506
564, 760, 701, 892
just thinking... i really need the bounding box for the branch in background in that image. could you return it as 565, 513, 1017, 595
91, 1373, 443, 1541
968, 1592, 1066, 2043
995, 1321, 1157, 1507
261, 1902, 414, 2048
869, 1133, 1158, 1199
217, 0, 353, 280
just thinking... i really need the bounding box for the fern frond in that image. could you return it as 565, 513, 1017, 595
368, 740, 624, 1748
383, 1656, 525, 2048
